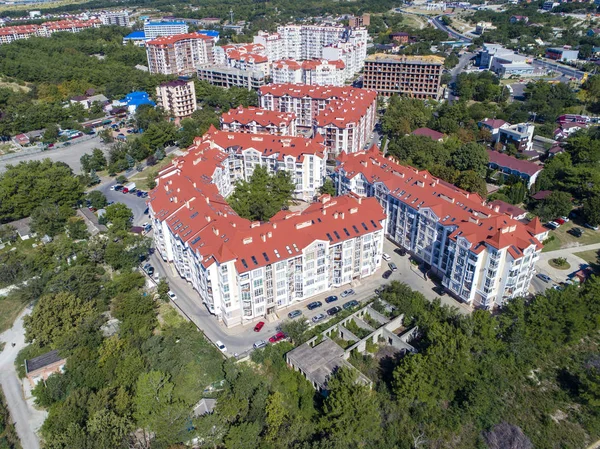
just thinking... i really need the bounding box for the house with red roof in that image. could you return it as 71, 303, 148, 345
487, 150, 542, 188
221, 106, 297, 136
411, 128, 445, 142
147, 133, 386, 327
478, 118, 509, 139
336, 147, 545, 309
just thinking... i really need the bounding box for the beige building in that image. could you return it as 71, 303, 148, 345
146, 33, 214, 76
363, 54, 444, 100
156, 80, 197, 121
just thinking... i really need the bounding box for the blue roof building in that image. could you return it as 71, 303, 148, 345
123, 31, 146, 47
119, 91, 155, 114
197, 30, 220, 41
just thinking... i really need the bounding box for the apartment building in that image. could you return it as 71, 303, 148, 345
363, 54, 444, 99
100, 10, 131, 27
253, 25, 368, 78
143, 20, 188, 40
336, 148, 547, 309
146, 33, 214, 75
0, 19, 101, 44
197, 65, 266, 90
349, 13, 370, 28
222, 49, 270, 77
259, 84, 377, 155
148, 134, 383, 328
203, 127, 327, 200
155, 80, 197, 121
271, 59, 346, 86
496, 123, 535, 152
0, 25, 38, 44
220, 106, 297, 136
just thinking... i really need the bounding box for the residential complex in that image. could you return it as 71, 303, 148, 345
146, 33, 214, 75
335, 148, 546, 309
258, 84, 377, 155
253, 25, 368, 78
155, 80, 197, 121
0, 19, 101, 44
147, 130, 386, 327
363, 54, 444, 99
143, 20, 188, 40
220, 106, 297, 136
100, 10, 131, 27
271, 59, 346, 86
197, 65, 266, 90
487, 150, 543, 188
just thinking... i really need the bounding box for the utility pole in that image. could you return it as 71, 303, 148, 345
229, 8, 234, 24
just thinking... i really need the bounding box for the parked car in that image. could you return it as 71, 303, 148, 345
382, 270, 392, 279
343, 300, 359, 310
312, 313, 326, 324
288, 310, 302, 319
113, 185, 123, 191
215, 340, 227, 352
382, 253, 391, 261
146, 266, 154, 276
340, 289, 355, 298
584, 223, 600, 231
153, 272, 160, 282
167, 291, 176, 300
555, 218, 565, 225
568, 227, 583, 237
254, 321, 265, 332
253, 340, 267, 349
269, 332, 287, 343
394, 248, 407, 256
547, 221, 560, 229
536, 273, 552, 283
325, 295, 338, 303
388, 262, 398, 272
327, 306, 342, 316
307, 301, 322, 310
560, 216, 570, 222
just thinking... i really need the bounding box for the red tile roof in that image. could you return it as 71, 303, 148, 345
411, 127, 445, 140
337, 147, 543, 256
148, 137, 383, 273
221, 106, 296, 127
487, 150, 542, 177
531, 190, 552, 200
479, 118, 508, 129
489, 199, 527, 219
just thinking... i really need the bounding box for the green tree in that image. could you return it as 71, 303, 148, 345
534, 191, 572, 221
157, 279, 170, 302
105, 203, 133, 232
66, 217, 88, 240
382, 95, 433, 136
140, 121, 176, 150
456, 170, 487, 197
135, 105, 166, 131
319, 178, 336, 196
321, 367, 380, 446
264, 391, 287, 442
451, 142, 489, 176
30, 203, 74, 237
86, 190, 107, 209
24, 292, 96, 348
280, 320, 309, 345
43, 124, 60, 143
582, 195, 600, 226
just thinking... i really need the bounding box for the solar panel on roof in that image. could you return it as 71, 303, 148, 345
263, 252, 270, 262
343, 228, 350, 236
190, 212, 199, 218
362, 222, 368, 231
251, 256, 258, 265
326, 233, 333, 241
191, 237, 201, 245
241, 259, 248, 268
352, 225, 359, 234
370, 220, 377, 228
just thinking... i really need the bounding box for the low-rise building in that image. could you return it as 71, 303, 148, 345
147, 133, 386, 327
155, 80, 197, 121
411, 127, 445, 141
479, 44, 535, 78
390, 32, 411, 43
496, 122, 535, 152
197, 65, 266, 90
220, 106, 297, 136
363, 54, 444, 99
487, 150, 542, 188
348, 13, 370, 28
25, 350, 66, 387
336, 148, 545, 309
545, 47, 579, 62
478, 118, 509, 139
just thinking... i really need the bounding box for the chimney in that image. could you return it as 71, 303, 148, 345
213, 227, 219, 236
340, 212, 345, 219
273, 223, 277, 229
494, 205, 500, 213
267, 231, 272, 238
334, 212, 339, 219
322, 208, 327, 215
261, 234, 266, 242
358, 197, 362, 204
206, 197, 210, 204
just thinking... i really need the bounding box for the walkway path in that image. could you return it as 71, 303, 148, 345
536, 242, 600, 283
0, 307, 46, 449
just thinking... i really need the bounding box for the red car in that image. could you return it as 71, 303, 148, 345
555, 218, 566, 225
254, 321, 265, 332
269, 332, 286, 343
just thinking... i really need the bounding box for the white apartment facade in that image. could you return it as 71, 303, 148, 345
336, 149, 547, 309
143, 20, 188, 39
146, 33, 214, 75
100, 10, 131, 27
220, 106, 297, 136
148, 134, 386, 327
271, 59, 345, 86
155, 80, 197, 121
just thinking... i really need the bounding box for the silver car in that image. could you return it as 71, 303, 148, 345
312, 313, 326, 323
253, 340, 267, 349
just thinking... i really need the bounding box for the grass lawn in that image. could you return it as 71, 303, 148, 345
573, 249, 600, 268
129, 155, 175, 191
0, 295, 27, 334
542, 221, 600, 252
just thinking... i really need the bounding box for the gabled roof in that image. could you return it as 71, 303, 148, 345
411, 127, 445, 140
479, 118, 508, 129
221, 106, 296, 128
25, 350, 64, 374
487, 150, 542, 177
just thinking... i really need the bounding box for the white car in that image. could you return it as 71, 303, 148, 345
215, 340, 227, 352
382, 253, 391, 261
167, 291, 177, 300
153, 273, 160, 282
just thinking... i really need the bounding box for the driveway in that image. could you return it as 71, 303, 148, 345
0, 307, 46, 449
95, 180, 149, 226
535, 242, 600, 284
147, 238, 471, 355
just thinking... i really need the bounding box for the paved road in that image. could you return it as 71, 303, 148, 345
532, 58, 585, 80
0, 136, 109, 175
95, 179, 149, 226
0, 308, 46, 449
432, 15, 473, 42
147, 238, 472, 356
447, 52, 474, 103
535, 241, 600, 285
